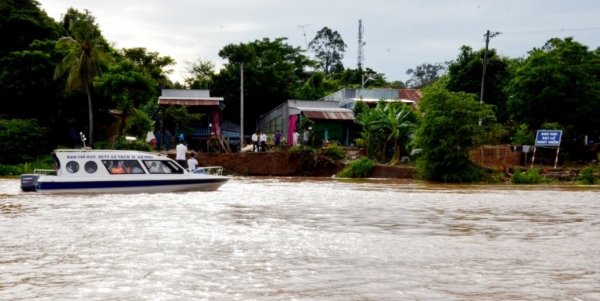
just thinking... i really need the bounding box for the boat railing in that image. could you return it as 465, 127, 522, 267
34, 169, 57, 175
193, 166, 224, 176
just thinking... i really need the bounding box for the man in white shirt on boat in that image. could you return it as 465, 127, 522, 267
176, 140, 187, 168
187, 152, 198, 171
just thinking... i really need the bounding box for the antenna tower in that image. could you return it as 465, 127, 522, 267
357, 20, 365, 70
298, 23, 314, 50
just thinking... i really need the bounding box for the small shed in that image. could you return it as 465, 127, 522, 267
256, 100, 355, 146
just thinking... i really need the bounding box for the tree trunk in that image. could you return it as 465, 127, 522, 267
85, 84, 94, 146
392, 139, 400, 165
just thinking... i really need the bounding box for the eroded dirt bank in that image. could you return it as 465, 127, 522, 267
189, 152, 415, 178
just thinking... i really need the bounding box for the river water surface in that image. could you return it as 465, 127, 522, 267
1, 178, 599, 300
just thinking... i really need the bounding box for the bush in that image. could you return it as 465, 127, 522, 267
511, 168, 543, 184
579, 166, 598, 185
336, 157, 376, 178
0, 119, 50, 165
0, 155, 54, 176
288, 146, 314, 154
324, 144, 345, 160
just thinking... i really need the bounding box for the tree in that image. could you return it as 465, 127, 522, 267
183, 57, 215, 89
405, 62, 446, 88
54, 12, 110, 145
120, 47, 175, 88
373, 103, 415, 165
96, 61, 157, 137
446, 46, 511, 123
414, 86, 497, 182
211, 38, 313, 132
507, 38, 600, 139
0, 0, 64, 57
308, 27, 347, 74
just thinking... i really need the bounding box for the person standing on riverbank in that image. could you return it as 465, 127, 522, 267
293, 130, 300, 146
155, 130, 162, 151
303, 129, 309, 146
165, 129, 172, 151
260, 131, 267, 152
252, 131, 259, 152
176, 140, 187, 168
274, 130, 282, 147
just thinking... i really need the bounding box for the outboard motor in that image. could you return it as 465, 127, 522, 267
20, 174, 39, 192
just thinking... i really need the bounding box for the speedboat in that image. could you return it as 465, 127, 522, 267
20, 148, 230, 193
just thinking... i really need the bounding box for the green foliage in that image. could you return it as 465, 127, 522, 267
0, 0, 64, 57
127, 110, 153, 138
324, 144, 345, 160
405, 62, 446, 88
414, 86, 497, 182
308, 27, 347, 74
511, 168, 543, 184
183, 57, 214, 89
0, 119, 50, 165
120, 47, 175, 87
510, 123, 535, 145
578, 166, 598, 185
507, 38, 600, 138
113, 137, 152, 151
0, 164, 23, 176
299, 117, 315, 130
96, 60, 157, 136
0, 155, 54, 176
446, 46, 511, 123
354, 101, 416, 163
163, 105, 204, 133
288, 146, 314, 154
212, 37, 313, 133
54, 10, 110, 145
354, 138, 366, 148
336, 158, 376, 178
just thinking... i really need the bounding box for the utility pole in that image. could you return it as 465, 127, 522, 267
240, 64, 244, 150
480, 30, 490, 104
480, 30, 500, 104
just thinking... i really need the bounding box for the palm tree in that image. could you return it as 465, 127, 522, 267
374, 103, 414, 165
54, 15, 108, 145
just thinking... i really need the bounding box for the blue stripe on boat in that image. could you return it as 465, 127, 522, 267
37, 178, 227, 190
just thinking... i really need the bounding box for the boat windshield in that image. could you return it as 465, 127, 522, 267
143, 160, 184, 174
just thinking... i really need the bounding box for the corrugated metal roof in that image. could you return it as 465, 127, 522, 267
158, 98, 221, 106
399, 89, 422, 103
303, 111, 354, 120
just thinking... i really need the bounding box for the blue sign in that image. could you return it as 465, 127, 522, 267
535, 130, 562, 146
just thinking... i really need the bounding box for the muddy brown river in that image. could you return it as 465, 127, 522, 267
1, 178, 599, 300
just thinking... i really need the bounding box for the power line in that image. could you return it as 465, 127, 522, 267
502, 26, 600, 36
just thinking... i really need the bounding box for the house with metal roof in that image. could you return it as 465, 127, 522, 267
319, 88, 422, 109
156, 89, 237, 152
256, 100, 355, 146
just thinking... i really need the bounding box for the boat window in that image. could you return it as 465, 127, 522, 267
84, 161, 98, 173
66, 161, 79, 173
52, 153, 61, 170
143, 160, 184, 174
102, 160, 146, 174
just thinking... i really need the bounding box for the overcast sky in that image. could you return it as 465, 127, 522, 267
40, 0, 600, 85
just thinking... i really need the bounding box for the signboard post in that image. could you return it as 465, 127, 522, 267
531, 130, 563, 169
